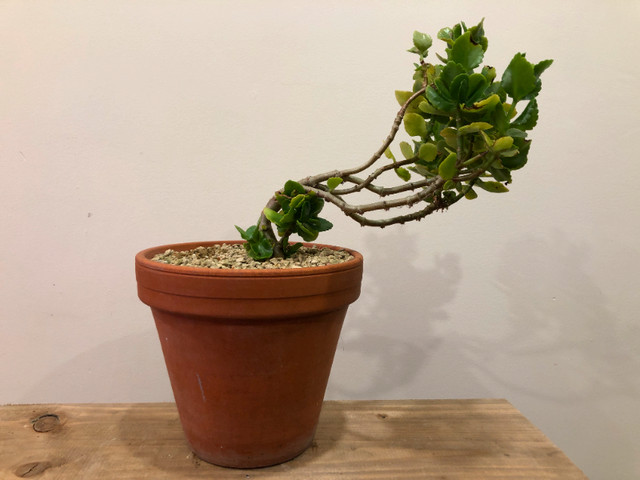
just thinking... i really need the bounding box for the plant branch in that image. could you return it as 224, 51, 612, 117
297, 87, 427, 187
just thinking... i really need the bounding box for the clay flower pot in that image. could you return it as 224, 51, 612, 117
135, 241, 363, 468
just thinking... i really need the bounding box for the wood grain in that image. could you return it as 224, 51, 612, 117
0, 399, 587, 479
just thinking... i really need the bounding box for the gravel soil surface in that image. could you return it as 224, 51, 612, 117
151, 243, 354, 270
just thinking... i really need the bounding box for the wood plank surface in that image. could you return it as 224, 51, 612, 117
0, 399, 587, 479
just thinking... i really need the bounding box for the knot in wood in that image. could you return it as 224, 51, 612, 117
31, 414, 60, 433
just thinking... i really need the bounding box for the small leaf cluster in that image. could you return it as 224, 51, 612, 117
391, 19, 552, 201
236, 180, 333, 260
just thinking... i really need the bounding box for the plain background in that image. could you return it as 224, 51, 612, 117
1, 1, 639, 478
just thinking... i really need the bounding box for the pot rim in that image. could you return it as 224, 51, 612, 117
135, 240, 363, 278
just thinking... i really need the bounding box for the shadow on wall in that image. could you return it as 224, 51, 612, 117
452, 231, 640, 480
20, 330, 173, 403
459, 230, 639, 403
326, 230, 463, 399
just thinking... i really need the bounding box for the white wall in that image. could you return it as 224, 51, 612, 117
1, 1, 639, 478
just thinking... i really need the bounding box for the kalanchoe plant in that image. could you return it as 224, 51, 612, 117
237, 19, 552, 260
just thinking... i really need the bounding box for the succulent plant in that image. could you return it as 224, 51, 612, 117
237, 19, 552, 259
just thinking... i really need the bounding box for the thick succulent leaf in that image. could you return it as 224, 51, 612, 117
476, 179, 509, 193
289, 193, 306, 210
403, 112, 428, 137
384, 148, 396, 160
501, 139, 531, 170
309, 195, 325, 216
284, 242, 303, 256
395, 167, 411, 182
263, 208, 285, 226
439, 127, 458, 149
437, 27, 454, 46
493, 136, 514, 152
438, 152, 458, 180
418, 142, 438, 162
235, 224, 273, 260
418, 100, 446, 116
400, 141, 414, 159
450, 74, 469, 103
502, 53, 537, 103
275, 192, 291, 211
460, 93, 501, 119
481, 65, 496, 83
426, 85, 456, 112
394, 90, 425, 113
284, 180, 306, 196
235, 224, 254, 242
534, 59, 554, 77
505, 127, 527, 138
295, 221, 319, 242
466, 73, 489, 105
511, 99, 539, 130
327, 177, 343, 191
311, 217, 334, 232
441, 61, 466, 88
458, 122, 493, 135
489, 166, 512, 183
412, 31, 433, 55
450, 30, 485, 71
464, 187, 478, 200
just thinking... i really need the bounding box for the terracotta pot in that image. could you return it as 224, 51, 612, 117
135, 241, 363, 468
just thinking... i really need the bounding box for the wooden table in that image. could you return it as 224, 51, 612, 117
1, 399, 587, 479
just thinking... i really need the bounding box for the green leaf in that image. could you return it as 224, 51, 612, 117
438, 152, 458, 180
263, 208, 284, 226
476, 179, 509, 193
449, 74, 469, 103
235, 225, 273, 261
505, 127, 527, 138
426, 85, 456, 112
384, 148, 396, 160
275, 193, 291, 211
481, 65, 496, 83
439, 127, 458, 149
235, 224, 252, 242
511, 99, 539, 130
502, 53, 537, 103
327, 177, 343, 191
437, 27, 454, 46
403, 113, 427, 137
534, 59, 554, 77
449, 30, 485, 71
296, 221, 319, 242
501, 139, 531, 170
460, 93, 502, 121
418, 142, 438, 162
309, 195, 325, 216
394, 90, 424, 113
418, 100, 448, 117
310, 217, 334, 232
284, 242, 303, 256
493, 136, 514, 152
400, 141, 414, 159
464, 188, 478, 200
466, 73, 489, 105
395, 167, 411, 182
458, 122, 493, 135
441, 62, 466, 88
283, 180, 306, 196
412, 31, 433, 55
